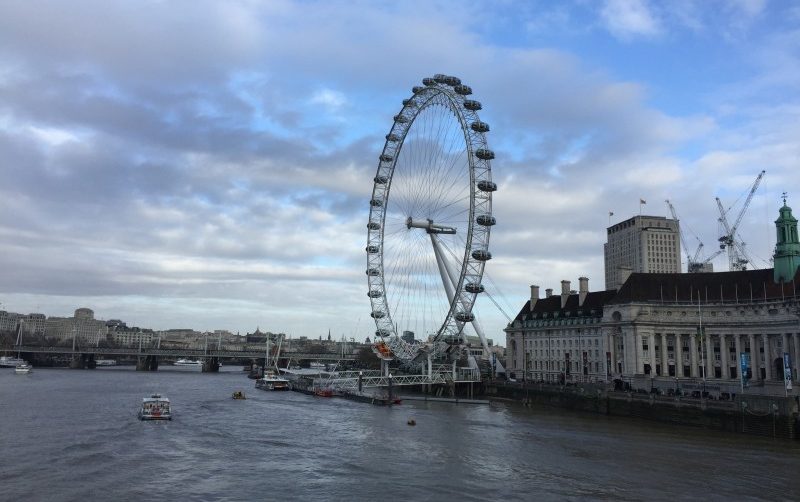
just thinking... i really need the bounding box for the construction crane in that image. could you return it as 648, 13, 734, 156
691, 248, 725, 273
665, 199, 706, 272
716, 170, 766, 271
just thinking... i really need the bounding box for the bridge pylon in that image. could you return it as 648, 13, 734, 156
136, 355, 159, 371
202, 358, 220, 373
69, 353, 96, 369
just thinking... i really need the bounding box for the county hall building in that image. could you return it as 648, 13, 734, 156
505, 202, 800, 396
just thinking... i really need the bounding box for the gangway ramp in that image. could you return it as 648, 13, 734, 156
318, 367, 480, 393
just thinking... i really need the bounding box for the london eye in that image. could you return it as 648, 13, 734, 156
366, 74, 496, 362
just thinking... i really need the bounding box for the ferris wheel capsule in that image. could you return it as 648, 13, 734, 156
463, 100, 482, 111
455, 312, 475, 323
477, 180, 497, 192
465, 283, 485, 294
475, 148, 494, 160
471, 121, 490, 133
476, 214, 496, 226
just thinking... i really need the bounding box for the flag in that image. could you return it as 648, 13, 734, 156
609, 211, 614, 217
640, 198, 647, 204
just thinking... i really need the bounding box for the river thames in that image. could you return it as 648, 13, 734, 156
2, 366, 799, 501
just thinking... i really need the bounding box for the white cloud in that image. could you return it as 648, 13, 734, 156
730, 0, 766, 18
600, 0, 662, 39
28, 125, 80, 146
309, 88, 347, 109
622, 160, 683, 188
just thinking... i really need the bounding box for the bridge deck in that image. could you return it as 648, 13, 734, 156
12, 345, 354, 361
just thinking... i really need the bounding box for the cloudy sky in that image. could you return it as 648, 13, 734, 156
1, 0, 798, 343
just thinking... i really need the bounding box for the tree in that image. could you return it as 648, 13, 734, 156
356, 346, 380, 369
0, 331, 14, 349
306, 343, 328, 354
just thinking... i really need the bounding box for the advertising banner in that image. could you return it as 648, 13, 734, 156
784, 353, 792, 391
740, 353, 750, 389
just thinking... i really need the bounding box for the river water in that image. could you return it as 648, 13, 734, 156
2, 366, 799, 501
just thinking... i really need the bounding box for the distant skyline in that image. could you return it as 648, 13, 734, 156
1, 1, 798, 343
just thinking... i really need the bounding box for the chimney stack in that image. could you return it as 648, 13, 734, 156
579, 276, 589, 306
545, 288, 553, 298
561, 280, 571, 308
529, 285, 540, 312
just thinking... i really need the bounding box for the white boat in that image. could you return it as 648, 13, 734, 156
14, 363, 32, 374
95, 359, 117, 367
0, 356, 26, 368
255, 370, 290, 391
173, 358, 203, 367
138, 394, 171, 420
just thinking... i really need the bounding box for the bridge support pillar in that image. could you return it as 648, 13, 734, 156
203, 357, 220, 373
136, 355, 159, 371
69, 353, 96, 369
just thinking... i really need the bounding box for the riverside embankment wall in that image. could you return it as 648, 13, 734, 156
487, 382, 799, 440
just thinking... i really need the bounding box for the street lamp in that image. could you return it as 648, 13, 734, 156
697, 295, 707, 398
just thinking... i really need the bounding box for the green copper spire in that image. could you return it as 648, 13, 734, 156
773, 194, 800, 282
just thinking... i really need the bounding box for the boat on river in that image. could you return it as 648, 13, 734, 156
314, 388, 334, 398
255, 371, 290, 391
14, 363, 32, 374
138, 394, 171, 420
173, 358, 203, 367
0, 356, 26, 368
95, 359, 117, 367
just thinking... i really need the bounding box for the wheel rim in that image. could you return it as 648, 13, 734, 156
367, 75, 494, 360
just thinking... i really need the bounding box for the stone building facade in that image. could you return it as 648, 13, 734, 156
507, 203, 800, 396
45, 308, 108, 346
505, 278, 616, 383
110, 327, 156, 346
604, 268, 800, 394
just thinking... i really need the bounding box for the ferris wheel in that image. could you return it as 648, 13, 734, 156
366, 74, 496, 361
